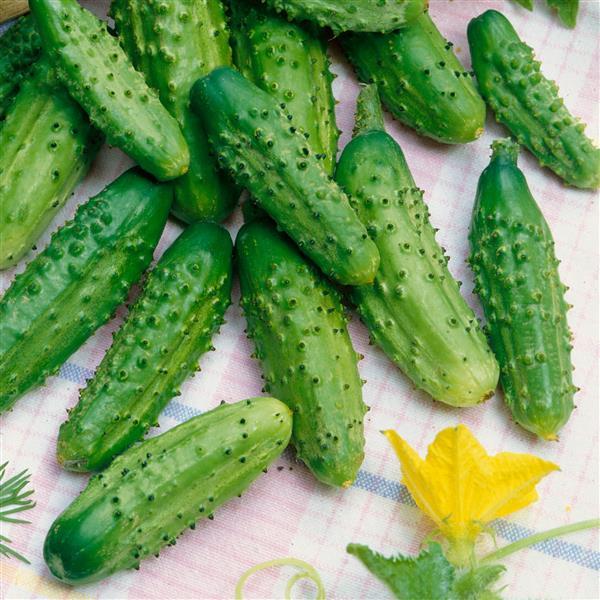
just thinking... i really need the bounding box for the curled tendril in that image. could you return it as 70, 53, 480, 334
235, 557, 326, 600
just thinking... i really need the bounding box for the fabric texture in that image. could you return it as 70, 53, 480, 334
0, 1, 598, 598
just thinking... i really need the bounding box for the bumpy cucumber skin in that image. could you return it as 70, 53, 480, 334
469, 140, 575, 440
0, 14, 42, 119
57, 223, 233, 472
191, 67, 379, 286
110, 0, 239, 222
29, 0, 189, 182
468, 10, 599, 189
0, 169, 171, 413
45, 397, 292, 584
229, 0, 338, 175
336, 131, 498, 407
547, 0, 579, 28
0, 59, 102, 270
237, 221, 366, 487
259, 0, 425, 34
343, 12, 486, 145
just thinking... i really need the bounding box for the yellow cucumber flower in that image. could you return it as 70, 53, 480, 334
385, 425, 559, 566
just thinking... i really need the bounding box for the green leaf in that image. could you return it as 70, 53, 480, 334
511, 0, 534, 10
453, 564, 506, 600
347, 542, 456, 600
546, 0, 579, 28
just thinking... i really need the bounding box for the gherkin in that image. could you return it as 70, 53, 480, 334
468, 9, 599, 189
45, 397, 292, 584
191, 67, 380, 286
0, 169, 171, 413
237, 218, 366, 487
469, 139, 576, 440
30, 0, 189, 181
57, 223, 233, 472
336, 85, 499, 407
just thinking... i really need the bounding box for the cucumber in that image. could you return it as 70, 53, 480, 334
110, 0, 239, 222
45, 397, 292, 584
29, 0, 189, 181
342, 11, 486, 144
468, 10, 599, 189
229, 0, 338, 175
259, 0, 425, 34
336, 85, 499, 407
469, 139, 575, 440
57, 223, 233, 472
190, 67, 380, 286
237, 219, 366, 487
0, 57, 102, 270
0, 14, 42, 119
0, 169, 171, 414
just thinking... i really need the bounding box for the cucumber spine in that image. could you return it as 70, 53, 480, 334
57, 223, 233, 472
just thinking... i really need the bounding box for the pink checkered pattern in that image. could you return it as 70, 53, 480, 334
1, 1, 598, 598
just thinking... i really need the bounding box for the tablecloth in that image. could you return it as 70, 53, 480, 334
1, 1, 598, 598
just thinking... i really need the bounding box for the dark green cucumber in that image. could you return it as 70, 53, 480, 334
0, 58, 102, 270
29, 0, 189, 181
229, 0, 338, 175
547, 0, 579, 28
237, 220, 366, 487
342, 11, 486, 144
110, 0, 239, 222
468, 10, 599, 189
469, 139, 575, 440
259, 0, 425, 34
191, 67, 379, 286
0, 14, 42, 119
45, 397, 292, 584
0, 169, 171, 413
57, 223, 233, 472
336, 86, 498, 407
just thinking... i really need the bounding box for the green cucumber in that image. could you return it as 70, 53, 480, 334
0, 169, 171, 413
45, 397, 292, 584
0, 14, 42, 119
110, 0, 239, 222
259, 0, 425, 34
57, 223, 233, 472
335, 85, 499, 407
237, 219, 366, 487
191, 67, 379, 286
547, 0, 579, 28
0, 58, 102, 270
229, 0, 338, 175
468, 10, 599, 189
29, 0, 189, 181
469, 139, 575, 440
511, 0, 533, 9
342, 11, 486, 144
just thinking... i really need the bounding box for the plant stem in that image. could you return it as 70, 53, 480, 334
481, 519, 600, 564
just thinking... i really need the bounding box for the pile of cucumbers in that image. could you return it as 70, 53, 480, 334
0, 0, 597, 585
